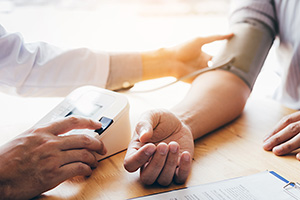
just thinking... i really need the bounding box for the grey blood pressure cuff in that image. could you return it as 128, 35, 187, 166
212, 21, 274, 89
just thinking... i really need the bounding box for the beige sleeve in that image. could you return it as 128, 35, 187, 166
105, 53, 143, 91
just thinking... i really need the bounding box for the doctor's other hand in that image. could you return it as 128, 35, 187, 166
0, 116, 107, 200
142, 33, 234, 82
124, 109, 194, 186
263, 111, 300, 159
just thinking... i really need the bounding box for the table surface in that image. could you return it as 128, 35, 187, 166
32, 91, 299, 200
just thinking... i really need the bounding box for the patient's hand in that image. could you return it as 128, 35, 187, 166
171, 34, 234, 80
263, 111, 300, 159
141, 33, 233, 82
124, 109, 194, 186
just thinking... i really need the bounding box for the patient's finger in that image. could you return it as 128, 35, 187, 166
174, 151, 192, 184
124, 143, 156, 172
157, 142, 180, 186
140, 143, 168, 185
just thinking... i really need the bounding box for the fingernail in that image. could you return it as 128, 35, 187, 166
158, 144, 168, 156
139, 127, 148, 137
183, 153, 190, 162
263, 140, 271, 150
273, 146, 283, 155
296, 154, 300, 160
169, 144, 178, 154
145, 145, 156, 156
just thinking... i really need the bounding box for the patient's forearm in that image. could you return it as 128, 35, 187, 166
171, 70, 250, 140
141, 48, 173, 81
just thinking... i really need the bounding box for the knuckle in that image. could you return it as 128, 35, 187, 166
284, 143, 293, 152
81, 150, 93, 161
273, 136, 282, 144
45, 164, 59, 176
39, 162, 60, 184
166, 156, 178, 167
80, 134, 93, 146
76, 163, 88, 171
281, 116, 293, 126
74, 163, 92, 176
288, 123, 300, 133
88, 118, 95, 126
23, 134, 51, 147
68, 116, 81, 125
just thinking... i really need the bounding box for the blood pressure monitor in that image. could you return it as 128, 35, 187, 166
35, 86, 131, 161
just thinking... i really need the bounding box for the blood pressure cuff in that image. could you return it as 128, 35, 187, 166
212, 20, 275, 89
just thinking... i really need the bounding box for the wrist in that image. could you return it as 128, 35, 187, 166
141, 48, 175, 80
174, 111, 196, 140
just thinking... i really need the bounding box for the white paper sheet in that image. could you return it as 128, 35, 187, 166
130, 171, 300, 200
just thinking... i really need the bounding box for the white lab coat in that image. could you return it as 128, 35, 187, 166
0, 24, 110, 97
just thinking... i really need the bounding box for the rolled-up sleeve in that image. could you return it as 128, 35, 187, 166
230, 0, 277, 37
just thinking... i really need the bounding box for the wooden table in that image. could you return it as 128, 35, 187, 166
33, 87, 300, 200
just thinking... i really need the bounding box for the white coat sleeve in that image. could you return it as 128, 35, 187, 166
0, 25, 110, 97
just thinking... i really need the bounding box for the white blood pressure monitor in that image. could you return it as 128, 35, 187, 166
35, 86, 131, 161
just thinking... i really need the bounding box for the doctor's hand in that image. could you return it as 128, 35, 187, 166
263, 111, 300, 159
0, 116, 106, 200
141, 33, 233, 82
124, 109, 194, 186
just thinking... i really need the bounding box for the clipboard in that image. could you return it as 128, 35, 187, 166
129, 171, 300, 200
